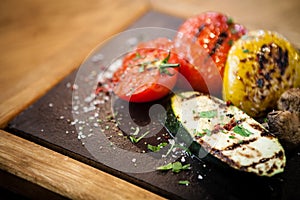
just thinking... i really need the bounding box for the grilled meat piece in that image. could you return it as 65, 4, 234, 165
277, 88, 300, 115
268, 88, 300, 150
267, 111, 300, 150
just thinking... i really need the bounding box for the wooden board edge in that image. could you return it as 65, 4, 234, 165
0, 130, 165, 200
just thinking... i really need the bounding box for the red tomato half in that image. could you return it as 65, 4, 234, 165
113, 38, 180, 102
174, 12, 247, 96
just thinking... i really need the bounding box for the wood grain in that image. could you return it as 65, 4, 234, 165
0, 0, 149, 128
0, 130, 164, 200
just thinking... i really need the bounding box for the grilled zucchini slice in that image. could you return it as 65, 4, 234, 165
167, 91, 286, 176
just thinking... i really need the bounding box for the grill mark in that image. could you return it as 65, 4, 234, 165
248, 123, 264, 132
248, 123, 275, 138
261, 129, 275, 138
224, 138, 257, 151
193, 24, 206, 42
209, 32, 228, 56
240, 150, 284, 171
180, 92, 202, 101
197, 137, 284, 175
196, 139, 238, 167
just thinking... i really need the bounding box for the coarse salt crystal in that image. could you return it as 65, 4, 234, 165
93, 123, 99, 127
198, 174, 203, 180
66, 82, 71, 88
181, 157, 186, 163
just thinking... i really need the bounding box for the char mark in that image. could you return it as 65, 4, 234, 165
209, 32, 228, 56
193, 24, 206, 42
224, 138, 257, 151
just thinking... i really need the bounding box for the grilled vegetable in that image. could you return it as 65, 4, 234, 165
174, 12, 247, 95
112, 38, 180, 102
223, 30, 300, 117
167, 91, 286, 177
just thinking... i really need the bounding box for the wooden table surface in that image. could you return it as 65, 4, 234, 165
0, 0, 299, 199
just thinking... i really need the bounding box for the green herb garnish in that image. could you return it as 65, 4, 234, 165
229, 135, 235, 139
233, 125, 252, 137
194, 131, 204, 137
147, 142, 168, 152
178, 180, 190, 185
129, 131, 150, 143
159, 51, 180, 75
199, 110, 217, 118
133, 52, 143, 60
157, 161, 190, 173
203, 129, 212, 136
242, 49, 250, 53
226, 17, 234, 25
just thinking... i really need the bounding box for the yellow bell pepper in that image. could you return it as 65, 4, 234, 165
223, 30, 300, 117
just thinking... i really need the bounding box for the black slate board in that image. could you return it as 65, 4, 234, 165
6, 11, 300, 200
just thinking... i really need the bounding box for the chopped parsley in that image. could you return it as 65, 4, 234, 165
147, 142, 168, 152
229, 135, 235, 139
199, 110, 217, 118
195, 128, 212, 137
242, 49, 250, 53
203, 129, 212, 136
178, 180, 190, 185
194, 130, 204, 137
226, 17, 234, 25
233, 125, 252, 137
129, 130, 150, 143
228, 39, 234, 46
157, 161, 190, 173
133, 52, 142, 60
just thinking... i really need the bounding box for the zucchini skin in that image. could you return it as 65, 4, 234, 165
165, 91, 286, 177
